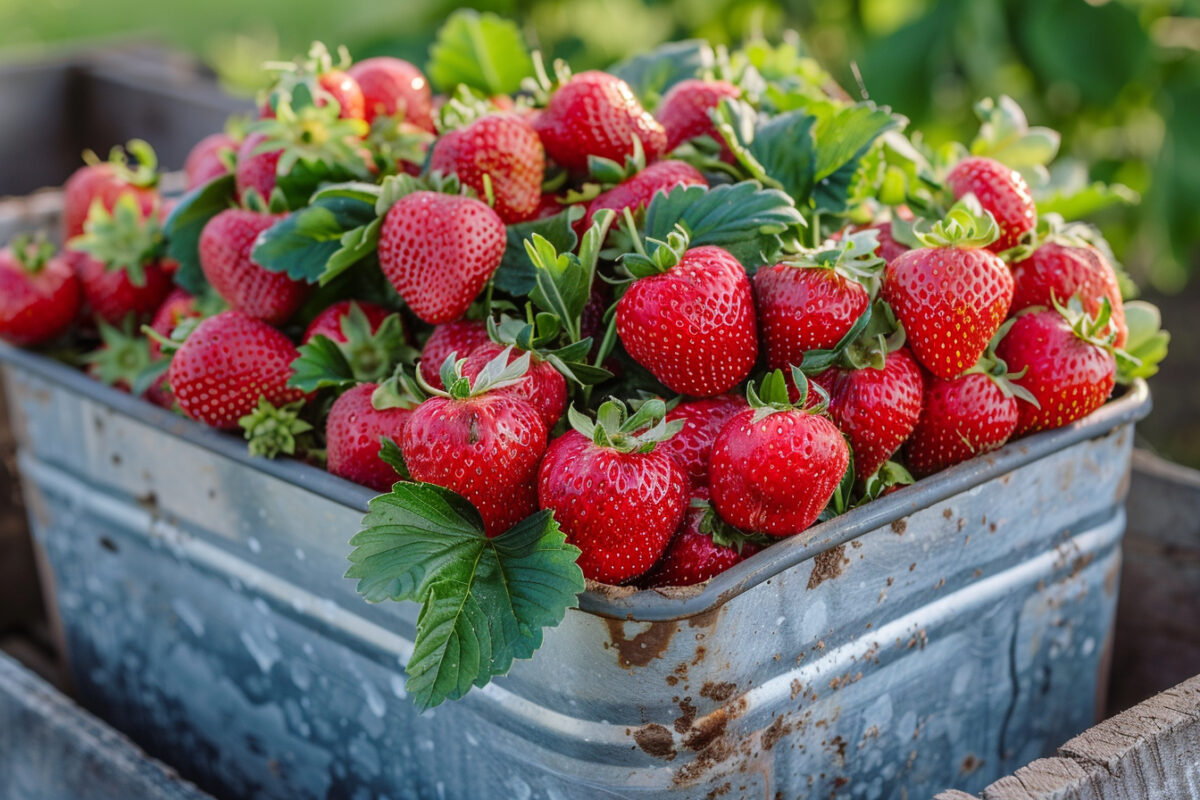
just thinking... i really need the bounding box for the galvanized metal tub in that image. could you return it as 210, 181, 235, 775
0, 341, 1150, 799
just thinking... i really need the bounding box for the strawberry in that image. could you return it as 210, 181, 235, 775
583, 160, 706, 231
62, 140, 159, 240
184, 132, 237, 189
657, 394, 748, 487
995, 303, 1117, 437
644, 486, 762, 588
148, 289, 211, 358
753, 231, 882, 371
377, 191, 506, 324
902, 371, 1020, 477
818, 346, 924, 480
865, 220, 910, 264
418, 319, 490, 387
461, 342, 567, 431
537, 399, 688, 583
617, 237, 757, 396
302, 300, 395, 344
234, 132, 283, 204
348, 57, 435, 131
199, 208, 310, 325
533, 70, 667, 173
709, 370, 849, 537
169, 310, 309, 430
326, 382, 415, 492
0, 237, 80, 346
655, 78, 742, 161
69, 194, 173, 324
401, 349, 547, 536
430, 113, 545, 223
946, 156, 1035, 253
882, 200, 1013, 379
1010, 238, 1126, 347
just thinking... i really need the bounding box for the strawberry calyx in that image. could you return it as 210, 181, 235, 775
965, 318, 1041, 407
485, 314, 610, 387
620, 215, 690, 278
340, 302, 414, 383
69, 194, 166, 286
239, 398, 314, 459
692, 497, 771, 554
419, 345, 532, 400
9, 234, 55, 274
969, 96, 1060, 186
855, 460, 915, 505
567, 397, 682, 453
910, 195, 999, 250
371, 367, 426, 412
521, 51, 572, 106
81, 316, 157, 390
365, 116, 435, 175
247, 95, 370, 181
782, 228, 886, 296
262, 42, 353, 116
587, 135, 646, 187
1050, 294, 1118, 349
435, 86, 511, 133
81, 139, 159, 189
747, 366, 830, 421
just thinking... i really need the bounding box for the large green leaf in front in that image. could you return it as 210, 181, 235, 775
346, 483, 583, 709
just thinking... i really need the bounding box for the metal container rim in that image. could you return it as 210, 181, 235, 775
0, 343, 1152, 621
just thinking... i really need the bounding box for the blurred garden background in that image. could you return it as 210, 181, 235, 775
0, 0, 1197, 463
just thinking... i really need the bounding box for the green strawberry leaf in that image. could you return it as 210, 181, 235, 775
253, 195, 379, 283
642, 181, 805, 269
427, 10, 534, 97
1035, 180, 1140, 221
164, 174, 236, 294
378, 436, 409, 480
494, 207, 583, 296
346, 483, 583, 709
288, 335, 356, 393
1115, 300, 1170, 383
608, 40, 716, 106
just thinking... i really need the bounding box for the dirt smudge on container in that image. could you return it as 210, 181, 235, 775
960, 753, 983, 774
807, 544, 848, 590
761, 715, 792, 750
633, 723, 676, 760
890, 518, 907, 535
674, 697, 697, 733
604, 619, 675, 668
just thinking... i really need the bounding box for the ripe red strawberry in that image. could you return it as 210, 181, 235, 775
169, 310, 309, 429
882, 202, 1013, 379
199, 208, 310, 325
348, 57, 435, 131
326, 382, 414, 492
902, 372, 1020, 477
946, 156, 1035, 253
148, 288, 209, 357
533, 70, 668, 173
617, 241, 757, 396
1010, 240, 1127, 347
184, 132, 237, 189
995, 305, 1117, 437
303, 300, 395, 343
234, 132, 283, 204
655, 78, 742, 161
753, 233, 881, 371
461, 342, 567, 431
817, 347, 924, 479
538, 399, 688, 583
865, 220, 909, 263
0, 239, 80, 346
62, 140, 159, 240
583, 159, 706, 231
69, 194, 174, 324
710, 371, 849, 536
430, 113, 545, 224
644, 486, 762, 588
377, 191, 506, 324
657, 394, 748, 487
419, 319, 490, 387
401, 350, 548, 536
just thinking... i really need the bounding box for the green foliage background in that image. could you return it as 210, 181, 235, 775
1, 0, 1196, 291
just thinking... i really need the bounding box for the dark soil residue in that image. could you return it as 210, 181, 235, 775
633, 723, 676, 760
807, 544, 849, 590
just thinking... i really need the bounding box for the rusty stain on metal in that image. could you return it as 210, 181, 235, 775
699, 681, 737, 703
604, 618, 676, 668
632, 723, 676, 760
891, 518, 908, 535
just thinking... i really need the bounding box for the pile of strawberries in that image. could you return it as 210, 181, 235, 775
0, 31, 1166, 592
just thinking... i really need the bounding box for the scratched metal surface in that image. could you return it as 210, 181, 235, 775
0, 340, 1151, 799
0, 650, 213, 800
